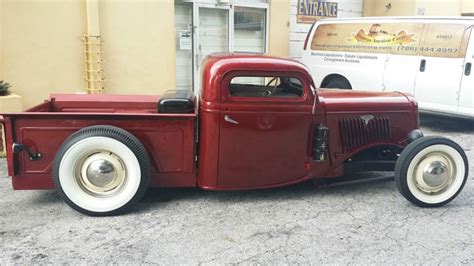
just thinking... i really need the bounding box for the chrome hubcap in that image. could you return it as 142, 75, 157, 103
75, 151, 126, 196
422, 161, 449, 187
414, 152, 455, 195
86, 159, 117, 187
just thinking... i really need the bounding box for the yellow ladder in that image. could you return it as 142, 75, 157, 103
82, 35, 106, 94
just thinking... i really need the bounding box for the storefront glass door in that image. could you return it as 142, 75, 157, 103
194, 6, 230, 94
174, 1, 268, 93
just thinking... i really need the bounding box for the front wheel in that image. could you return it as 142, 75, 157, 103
52, 125, 151, 216
395, 136, 468, 207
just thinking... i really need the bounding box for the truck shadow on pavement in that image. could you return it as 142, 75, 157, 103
23, 172, 397, 215
34, 190, 64, 205
138, 172, 397, 213
420, 113, 474, 133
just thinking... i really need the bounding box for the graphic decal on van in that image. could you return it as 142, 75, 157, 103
348, 24, 416, 46
310, 23, 470, 58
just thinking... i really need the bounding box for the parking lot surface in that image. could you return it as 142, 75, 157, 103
0, 114, 473, 264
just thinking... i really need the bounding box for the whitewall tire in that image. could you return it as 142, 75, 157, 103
395, 136, 468, 207
52, 126, 151, 216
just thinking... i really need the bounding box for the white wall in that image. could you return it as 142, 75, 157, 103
462, 0, 474, 13
289, 0, 363, 61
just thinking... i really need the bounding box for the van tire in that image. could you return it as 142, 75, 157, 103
52, 125, 151, 216
322, 77, 352, 90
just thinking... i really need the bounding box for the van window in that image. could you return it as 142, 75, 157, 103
229, 76, 303, 98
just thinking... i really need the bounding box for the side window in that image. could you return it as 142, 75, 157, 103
229, 76, 303, 98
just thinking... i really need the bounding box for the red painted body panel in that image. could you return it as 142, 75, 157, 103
4, 94, 197, 189
1, 54, 420, 191
197, 54, 318, 189
217, 72, 313, 188
317, 89, 419, 169
197, 54, 418, 189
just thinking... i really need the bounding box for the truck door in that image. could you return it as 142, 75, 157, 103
218, 72, 313, 188
414, 23, 469, 114
459, 26, 474, 117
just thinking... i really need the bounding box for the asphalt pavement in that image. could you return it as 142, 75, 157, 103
0, 113, 473, 264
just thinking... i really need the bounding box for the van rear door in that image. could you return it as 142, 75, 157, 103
414, 23, 469, 114
458, 26, 474, 117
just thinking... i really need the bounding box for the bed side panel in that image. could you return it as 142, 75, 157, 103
10, 115, 196, 189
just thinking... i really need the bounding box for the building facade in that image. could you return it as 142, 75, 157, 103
0, 0, 293, 109
1, 0, 474, 109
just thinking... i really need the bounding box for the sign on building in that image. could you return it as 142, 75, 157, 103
179, 30, 192, 51
297, 0, 338, 24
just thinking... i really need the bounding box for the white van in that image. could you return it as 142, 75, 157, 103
301, 17, 474, 118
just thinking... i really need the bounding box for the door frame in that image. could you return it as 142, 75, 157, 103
193, 3, 232, 96
458, 25, 474, 115
175, 0, 269, 94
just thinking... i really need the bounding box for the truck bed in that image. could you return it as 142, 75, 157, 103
26, 93, 192, 115
2, 94, 197, 190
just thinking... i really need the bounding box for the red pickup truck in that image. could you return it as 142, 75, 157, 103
1, 54, 469, 216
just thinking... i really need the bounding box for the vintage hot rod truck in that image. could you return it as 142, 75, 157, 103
0, 54, 469, 216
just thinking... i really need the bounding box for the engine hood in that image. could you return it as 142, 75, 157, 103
317, 89, 416, 113
315, 89, 420, 166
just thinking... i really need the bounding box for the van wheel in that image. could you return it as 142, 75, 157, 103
52, 125, 151, 216
323, 78, 351, 89
395, 136, 468, 207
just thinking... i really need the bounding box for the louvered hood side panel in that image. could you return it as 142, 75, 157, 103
338, 116, 392, 153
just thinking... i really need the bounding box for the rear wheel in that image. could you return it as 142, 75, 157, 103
52, 125, 151, 216
395, 136, 468, 207
322, 77, 351, 89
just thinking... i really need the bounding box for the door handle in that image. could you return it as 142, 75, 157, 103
224, 115, 239, 125
419, 59, 426, 72
465, 62, 472, 76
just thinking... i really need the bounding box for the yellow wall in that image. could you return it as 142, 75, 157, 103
2, 0, 85, 108
268, 0, 290, 57
99, 0, 175, 95
363, 0, 416, 16
1, 0, 176, 109
0, 0, 4, 81
1, 0, 289, 109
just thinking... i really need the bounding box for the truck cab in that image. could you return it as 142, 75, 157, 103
197, 54, 419, 190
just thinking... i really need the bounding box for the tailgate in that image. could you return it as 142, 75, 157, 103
0, 115, 5, 157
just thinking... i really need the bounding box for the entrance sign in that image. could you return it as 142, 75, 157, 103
297, 0, 338, 24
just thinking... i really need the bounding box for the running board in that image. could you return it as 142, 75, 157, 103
313, 174, 394, 188
344, 160, 396, 173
